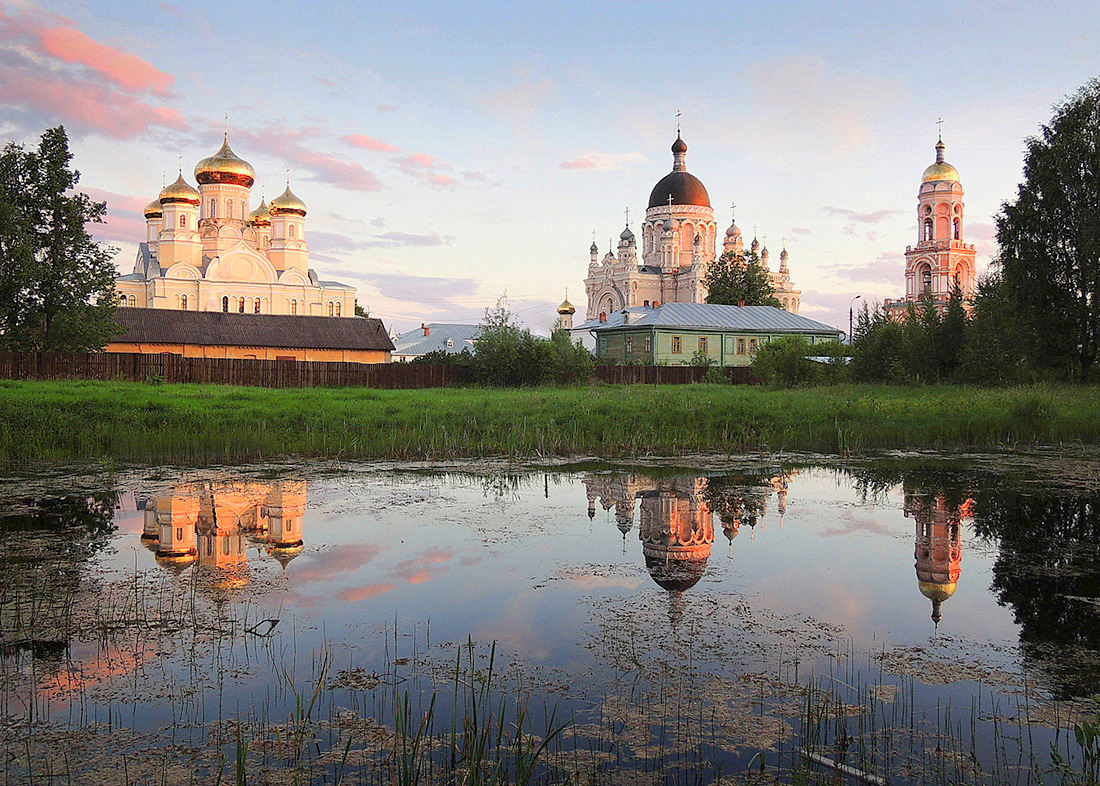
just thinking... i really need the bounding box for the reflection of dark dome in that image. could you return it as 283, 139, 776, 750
648, 171, 711, 209
645, 555, 707, 592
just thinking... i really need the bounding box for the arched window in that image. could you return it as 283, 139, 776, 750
921, 268, 932, 292
923, 219, 933, 241
289, 224, 297, 238
953, 218, 960, 240
226, 199, 233, 218
180, 294, 188, 310
222, 296, 229, 312
238, 297, 245, 313
209, 199, 216, 218
328, 302, 334, 316
179, 214, 187, 228
644, 300, 650, 307
446, 338, 454, 348
335, 302, 341, 316
291, 300, 298, 315
254, 298, 261, 314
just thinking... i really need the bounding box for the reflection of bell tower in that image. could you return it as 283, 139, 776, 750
640, 478, 715, 621
266, 480, 307, 569
153, 494, 199, 570
908, 490, 970, 626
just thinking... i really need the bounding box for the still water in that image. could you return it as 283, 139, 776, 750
2, 453, 1099, 784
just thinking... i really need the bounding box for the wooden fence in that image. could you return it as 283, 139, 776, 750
593, 364, 758, 385
0, 352, 461, 389
0, 352, 758, 388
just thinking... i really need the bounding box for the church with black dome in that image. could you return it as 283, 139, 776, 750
581, 132, 799, 323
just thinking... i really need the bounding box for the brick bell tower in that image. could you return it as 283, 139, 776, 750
887, 128, 977, 318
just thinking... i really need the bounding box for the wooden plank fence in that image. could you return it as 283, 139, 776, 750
0, 352, 758, 388
593, 365, 758, 385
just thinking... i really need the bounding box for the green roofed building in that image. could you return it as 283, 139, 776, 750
573, 302, 842, 366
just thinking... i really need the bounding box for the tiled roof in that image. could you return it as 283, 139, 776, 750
113, 308, 394, 351
392, 323, 481, 356
577, 303, 841, 335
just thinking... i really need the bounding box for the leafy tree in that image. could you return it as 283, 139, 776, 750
997, 78, 1100, 380
751, 335, 819, 387
938, 281, 968, 379
704, 249, 782, 308
961, 272, 1035, 384
471, 296, 593, 386
850, 303, 906, 383
354, 301, 368, 317
0, 126, 120, 351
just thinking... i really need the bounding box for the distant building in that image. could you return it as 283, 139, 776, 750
118, 134, 357, 318
884, 135, 977, 319
581, 132, 800, 322
110, 135, 394, 362
107, 308, 393, 362
392, 323, 481, 362
555, 296, 575, 332
574, 302, 841, 366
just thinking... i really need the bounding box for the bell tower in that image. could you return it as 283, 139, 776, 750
895, 127, 977, 313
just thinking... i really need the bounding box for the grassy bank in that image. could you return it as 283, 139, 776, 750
0, 379, 1097, 464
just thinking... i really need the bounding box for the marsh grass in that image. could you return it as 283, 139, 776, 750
2, 380, 1100, 464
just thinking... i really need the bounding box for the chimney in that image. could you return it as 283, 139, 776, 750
737, 299, 745, 307
599, 312, 606, 323
621, 309, 630, 325
424, 325, 430, 336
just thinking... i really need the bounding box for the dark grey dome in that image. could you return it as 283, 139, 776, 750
648, 171, 711, 209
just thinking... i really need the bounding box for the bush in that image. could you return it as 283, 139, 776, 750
750, 336, 821, 388
470, 298, 593, 386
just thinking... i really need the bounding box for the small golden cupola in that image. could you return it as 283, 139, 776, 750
158, 174, 201, 206
557, 297, 576, 316
194, 134, 256, 188
143, 198, 163, 219
922, 138, 960, 183
248, 200, 272, 226
270, 185, 307, 216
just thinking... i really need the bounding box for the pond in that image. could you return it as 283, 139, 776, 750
2, 452, 1100, 784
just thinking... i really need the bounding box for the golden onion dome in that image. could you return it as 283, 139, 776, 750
248, 200, 271, 226
918, 580, 957, 602
143, 198, 163, 219
922, 162, 960, 183
557, 298, 576, 315
159, 174, 201, 206
270, 185, 307, 216
194, 135, 256, 187
922, 139, 960, 183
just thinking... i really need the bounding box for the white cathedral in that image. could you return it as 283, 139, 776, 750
116, 134, 356, 318
582, 133, 799, 322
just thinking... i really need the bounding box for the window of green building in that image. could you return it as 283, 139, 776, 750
748, 338, 758, 353
671, 336, 682, 354
698, 337, 708, 353
737, 338, 746, 355
644, 336, 652, 352
626, 336, 633, 352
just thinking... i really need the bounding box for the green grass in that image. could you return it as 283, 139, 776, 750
0, 379, 1097, 464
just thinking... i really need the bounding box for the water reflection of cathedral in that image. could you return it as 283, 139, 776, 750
139, 480, 306, 590
905, 487, 970, 626
584, 473, 786, 618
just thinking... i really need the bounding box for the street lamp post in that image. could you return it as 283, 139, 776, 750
849, 295, 862, 345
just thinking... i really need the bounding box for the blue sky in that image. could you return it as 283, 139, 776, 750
2, 0, 1098, 331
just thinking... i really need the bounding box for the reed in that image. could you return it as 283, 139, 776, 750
1, 380, 1099, 464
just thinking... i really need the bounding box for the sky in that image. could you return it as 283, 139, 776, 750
1, 0, 1098, 333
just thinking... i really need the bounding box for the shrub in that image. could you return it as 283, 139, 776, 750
750, 336, 820, 388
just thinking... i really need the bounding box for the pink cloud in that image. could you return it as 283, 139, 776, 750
389, 548, 454, 584
378, 104, 397, 112
338, 583, 397, 602
395, 153, 457, 189
559, 158, 597, 170
0, 63, 185, 138
234, 125, 385, 192
37, 25, 173, 96
290, 544, 382, 585
342, 134, 400, 153
0, 7, 182, 139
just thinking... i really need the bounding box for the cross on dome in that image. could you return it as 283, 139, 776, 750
676, 109, 682, 134
937, 117, 944, 142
